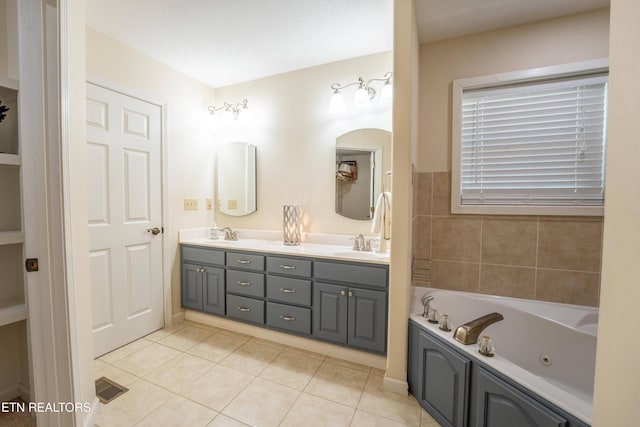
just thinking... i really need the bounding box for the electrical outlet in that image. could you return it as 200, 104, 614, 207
184, 198, 198, 210
206, 198, 214, 210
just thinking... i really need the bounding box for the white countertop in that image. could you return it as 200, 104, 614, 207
179, 228, 390, 265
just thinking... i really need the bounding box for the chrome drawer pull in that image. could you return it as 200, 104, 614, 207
280, 288, 296, 294
237, 306, 251, 312
236, 259, 251, 264
279, 264, 296, 270
237, 281, 252, 286
280, 315, 296, 321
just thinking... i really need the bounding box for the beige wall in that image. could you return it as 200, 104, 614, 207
593, 0, 640, 424
213, 51, 392, 236
418, 8, 610, 173
86, 28, 217, 314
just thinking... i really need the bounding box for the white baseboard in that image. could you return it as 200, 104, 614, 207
383, 375, 409, 395
83, 397, 100, 427
172, 311, 185, 325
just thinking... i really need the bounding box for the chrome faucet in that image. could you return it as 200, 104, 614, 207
421, 294, 434, 318
220, 227, 238, 241
352, 234, 365, 251
454, 312, 504, 345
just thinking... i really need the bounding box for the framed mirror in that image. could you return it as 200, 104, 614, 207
217, 142, 257, 216
335, 129, 391, 220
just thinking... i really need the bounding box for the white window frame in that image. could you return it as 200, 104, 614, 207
451, 59, 608, 216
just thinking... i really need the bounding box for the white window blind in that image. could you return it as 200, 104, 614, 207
460, 74, 608, 208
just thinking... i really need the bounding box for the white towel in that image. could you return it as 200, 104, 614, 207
371, 191, 392, 239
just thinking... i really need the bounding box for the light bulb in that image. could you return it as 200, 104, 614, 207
329, 91, 345, 113
380, 82, 393, 105
354, 86, 368, 106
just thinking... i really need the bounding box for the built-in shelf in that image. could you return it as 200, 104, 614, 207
0, 231, 23, 246
0, 77, 19, 91
0, 154, 20, 166
0, 299, 27, 328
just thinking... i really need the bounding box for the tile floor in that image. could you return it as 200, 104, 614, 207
94, 320, 440, 427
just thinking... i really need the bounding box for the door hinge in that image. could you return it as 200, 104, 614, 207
25, 258, 39, 272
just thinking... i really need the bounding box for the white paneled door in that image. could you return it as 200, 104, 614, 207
86, 83, 164, 357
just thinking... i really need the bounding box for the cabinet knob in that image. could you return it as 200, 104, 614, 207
340, 290, 346, 296
348, 291, 353, 297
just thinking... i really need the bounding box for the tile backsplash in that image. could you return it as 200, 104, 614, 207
412, 172, 603, 306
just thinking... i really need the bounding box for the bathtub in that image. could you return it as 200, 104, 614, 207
410, 287, 597, 425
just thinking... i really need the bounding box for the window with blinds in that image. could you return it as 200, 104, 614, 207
452, 65, 608, 215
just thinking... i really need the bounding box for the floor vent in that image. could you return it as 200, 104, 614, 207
95, 376, 128, 404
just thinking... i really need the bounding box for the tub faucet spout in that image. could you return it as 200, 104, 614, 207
421, 295, 434, 318
454, 312, 504, 345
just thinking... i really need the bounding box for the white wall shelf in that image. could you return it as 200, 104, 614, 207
0, 299, 27, 328
0, 231, 23, 245
0, 154, 21, 166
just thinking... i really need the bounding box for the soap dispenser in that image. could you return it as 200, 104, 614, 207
209, 221, 220, 239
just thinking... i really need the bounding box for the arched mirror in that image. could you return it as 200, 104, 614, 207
217, 142, 257, 216
335, 129, 391, 220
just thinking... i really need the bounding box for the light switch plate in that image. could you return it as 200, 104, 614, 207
206, 198, 214, 210
184, 199, 198, 210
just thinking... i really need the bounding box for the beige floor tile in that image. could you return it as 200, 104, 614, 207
259, 348, 323, 390
144, 322, 187, 342
283, 346, 326, 361
421, 408, 441, 427
207, 414, 251, 426
112, 342, 182, 377
324, 356, 371, 373
98, 338, 153, 364
247, 336, 286, 350
304, 361, 368, 408
94, 378, 172, 427
187, 332, 249, 363
144, 353, 215, 393
158, 325, 214, 351
135, 395, 217, 427
219, 341, 283, 375
179, 365, 254, 411
222, 378, 300, 427
94, 359, 138, 387
358, 374, 421, 427
351, 410, 412, 427
279, 393, 354, 427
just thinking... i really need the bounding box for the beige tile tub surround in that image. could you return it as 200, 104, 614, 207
412, 171, 603, 306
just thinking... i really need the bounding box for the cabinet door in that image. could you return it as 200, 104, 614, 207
203, 266, 225, 315
473, 367, 568, 427
313, 282, 348, 344
181, 263, 203, 311
347, 288, 386, 352
418, 330, 470, 427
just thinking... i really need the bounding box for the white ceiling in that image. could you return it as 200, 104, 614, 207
85, 0, 609, 89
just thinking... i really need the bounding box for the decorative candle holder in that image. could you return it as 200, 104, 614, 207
283, 204, 301, 246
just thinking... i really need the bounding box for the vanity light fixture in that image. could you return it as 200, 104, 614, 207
329, 72, 393, 113
208, 99, 248, 120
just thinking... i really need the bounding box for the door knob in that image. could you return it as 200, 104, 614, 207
147, 227, 161, 235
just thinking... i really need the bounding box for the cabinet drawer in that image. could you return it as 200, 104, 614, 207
227, 270, 265, 298
182, 245, 225, 266
226, 251, 265, 271
266, 276, 311, 306
315, 261, 388, 289
267, 256, 312, 278
266, 302, 311, 335
226, 294, 264, 325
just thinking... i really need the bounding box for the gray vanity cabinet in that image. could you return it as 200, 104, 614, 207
472, 367, 568, 427
181, 246, 225, 315
266, 255, 313, 335
225, 251, 266, 325
408, 321, 470, 427
313, 281, 387, 353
